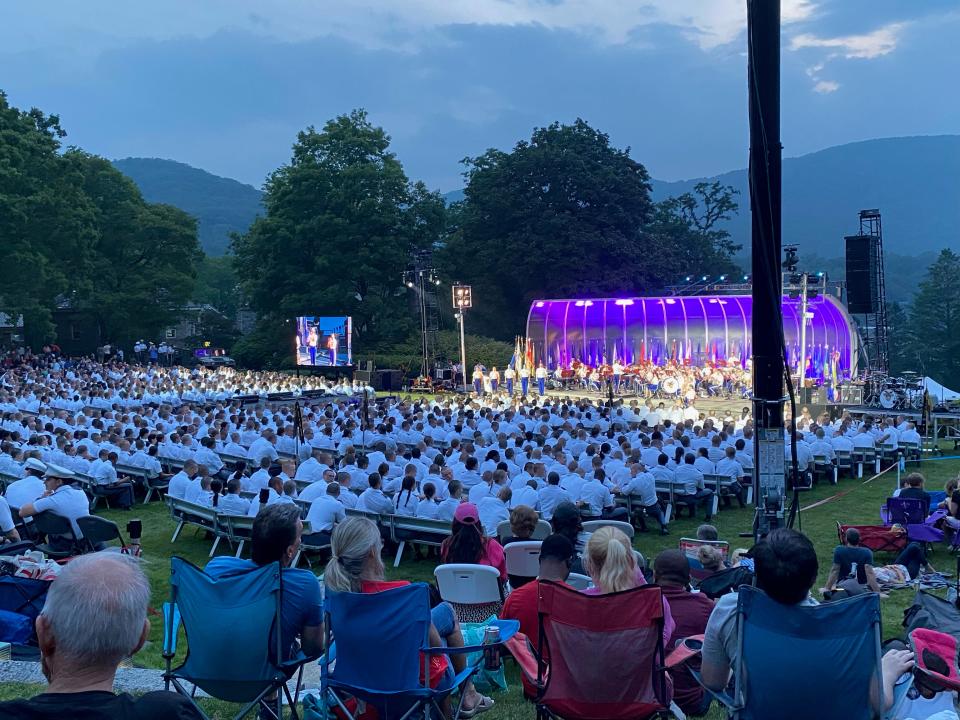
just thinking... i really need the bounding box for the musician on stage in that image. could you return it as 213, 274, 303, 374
326, 332, 338, 366
535, 362, 547, 396
489, 366, 500, 394
504, 365, 515, 395
612, 359, 624, 394
472, 365, 484, 396
520, 363, 531, 396
307, 326, 319, 366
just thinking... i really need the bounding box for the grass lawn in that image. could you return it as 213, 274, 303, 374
3, 452, 959, 719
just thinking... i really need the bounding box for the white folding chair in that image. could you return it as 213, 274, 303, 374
434, 563, 503, 606
565, 572, 593, 591
582, 519, 635, 539
504, 541, 542, 582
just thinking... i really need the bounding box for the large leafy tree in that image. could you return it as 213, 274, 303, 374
909, 249, 960, 388
62, 152, 201, 344
234, 110, 445, 353
0, 92, 98, 343
439, 120, 740, 339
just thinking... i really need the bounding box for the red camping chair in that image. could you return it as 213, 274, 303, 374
837, 522, 907, 554
507, 580, 671, 720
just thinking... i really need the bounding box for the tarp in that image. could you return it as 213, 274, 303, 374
924, 377, 960, 403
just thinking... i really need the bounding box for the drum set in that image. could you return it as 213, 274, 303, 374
867, 371, 925, 410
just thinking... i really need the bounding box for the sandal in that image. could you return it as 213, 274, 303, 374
460, 694, 494, 718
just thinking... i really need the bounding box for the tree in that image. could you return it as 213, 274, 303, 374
63, 152, 202, 345
194, 254, 243, 316
909, 249, 960, 388
438, 121, 741, 340
0, 91, 98, 344
233, 110, 445, 358
647, 181, 742, 279
885, 302, 916, 377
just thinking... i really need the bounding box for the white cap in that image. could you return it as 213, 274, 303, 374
23, 458, 47, 474
43, 463, 76, 480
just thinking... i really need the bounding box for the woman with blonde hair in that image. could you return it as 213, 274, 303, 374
581, 526, 676, 643
324, 517, 493, 718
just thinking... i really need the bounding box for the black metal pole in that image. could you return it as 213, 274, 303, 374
748, 0, 786, 536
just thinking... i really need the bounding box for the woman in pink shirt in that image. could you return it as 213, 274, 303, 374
582, 526, 676, 644
439, 502, 507, 580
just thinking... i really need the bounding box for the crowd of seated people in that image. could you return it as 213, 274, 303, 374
2, 352, 956, 719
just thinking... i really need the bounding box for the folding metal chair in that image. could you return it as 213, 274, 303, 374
321, 582, 518, 720
163, 557, 315, 720
509, 580, 671, 719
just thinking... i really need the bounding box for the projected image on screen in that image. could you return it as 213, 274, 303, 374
295, 316, 352, 367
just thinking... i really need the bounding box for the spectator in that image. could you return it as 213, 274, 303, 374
440, 503, 507, 581
654, 550, 714, 717
897, 473, 932, 515
167, 459, 199, 500
697, 545, 725, 577
4, 457, 48, 509
581, 526, 675, 644
502, 505, 539, 546
218, 478, 251, 516
436, 480, 462, 522
416, 482, 440, 519
324, 517, 493, 719
0, 552, 201, 719
822, 528, 932, 598
549, 502, 589, 574
477, 485, 511, 537
303, 481, 344, 546
0, 495, 20, 544
206, 503, 323, 659
701, 528, 819, 691
19, 464, 90, 550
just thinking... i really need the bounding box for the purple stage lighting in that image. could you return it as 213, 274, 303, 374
526, 294, 859, 380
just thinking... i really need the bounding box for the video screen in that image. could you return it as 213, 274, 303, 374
295, 316, 352, 367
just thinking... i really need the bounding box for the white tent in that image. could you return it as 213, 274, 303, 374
924, 376, 960, 403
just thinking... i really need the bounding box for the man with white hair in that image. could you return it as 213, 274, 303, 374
0, 552, 201, 718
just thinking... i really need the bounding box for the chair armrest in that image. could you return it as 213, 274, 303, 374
504, 633, 544, 688
664, 634, 704, 669
162, 602, 181, 658
424, 619, 521, 655
689, 667, 739, 713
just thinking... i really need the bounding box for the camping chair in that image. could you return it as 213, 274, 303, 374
0, 573, 50, 653
163, 557, 315, 720
31, 511, 82, 559
508, 580, 671, 719
321, 582, 518, 720
837, 522, 907, 555
885, 497, 944, 544
434, 564, 504, 623
686, 586, 894, 720
505, 541, 542, 590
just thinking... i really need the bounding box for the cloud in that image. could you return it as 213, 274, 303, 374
0, 0, 817, 54
790, 21, 905, 59
813, 80, 840, 93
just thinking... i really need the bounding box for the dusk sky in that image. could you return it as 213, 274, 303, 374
3, 1, 958, 191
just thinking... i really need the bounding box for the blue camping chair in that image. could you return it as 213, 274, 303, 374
163, 557, 315, 720
690, 587, 897, 720
321, 582, 518, 720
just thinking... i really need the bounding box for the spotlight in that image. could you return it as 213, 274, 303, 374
701, 275, 708, 281
719, 275, 727, 281
816, 271, 824, 278
434, 278, 441, 286
742, 275, 749, 281
685, 276, 692, 282
405, 281, 414, 288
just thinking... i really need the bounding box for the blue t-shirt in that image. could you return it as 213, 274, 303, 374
205, 557, 322, 656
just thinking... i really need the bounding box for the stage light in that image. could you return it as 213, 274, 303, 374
701, 275, 708, 281
816, 271, 824, 278
405, 280, 414, 288
574, 300, 584, 307
614, 299, 634, 306
719, 275, 727, 281
434, 278, 441, 286
685, 276, 692, 282
665, 298, 676, 305
535, 301, 545, 308
742, 275, 749, 281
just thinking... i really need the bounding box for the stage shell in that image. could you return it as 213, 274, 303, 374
525, 295, 859, 380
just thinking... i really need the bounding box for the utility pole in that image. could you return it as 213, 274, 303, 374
748, 0, 786, 537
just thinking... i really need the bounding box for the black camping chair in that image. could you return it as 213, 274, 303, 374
32, 511, 82, 559
76, 516, 127, 554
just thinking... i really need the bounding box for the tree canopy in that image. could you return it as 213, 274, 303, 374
909, 249, 960, 388
439, 120, 740, 339
233, 109, 448, 352
0, 91, 201, 346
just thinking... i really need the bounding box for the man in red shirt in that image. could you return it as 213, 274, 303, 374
654, 549, 715, 716
500, 534, 576, 698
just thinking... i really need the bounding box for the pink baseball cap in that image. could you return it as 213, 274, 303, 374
454, 502, 480, 524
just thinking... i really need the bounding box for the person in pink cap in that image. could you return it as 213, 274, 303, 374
440, 502, 507, 582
